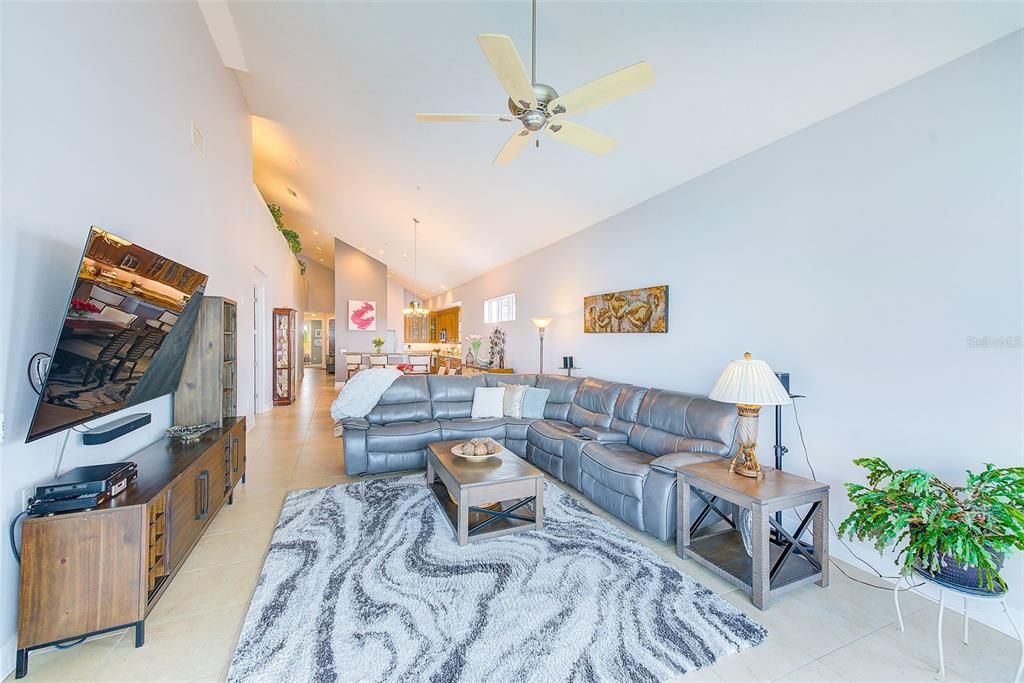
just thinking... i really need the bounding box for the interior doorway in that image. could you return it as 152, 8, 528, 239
308, 319, 324, 366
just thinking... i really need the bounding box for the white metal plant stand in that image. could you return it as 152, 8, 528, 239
893, 574, 1023, 682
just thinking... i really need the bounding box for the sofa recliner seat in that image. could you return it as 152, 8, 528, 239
579, 388, 738, 542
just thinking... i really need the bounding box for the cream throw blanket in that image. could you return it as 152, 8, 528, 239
330, 368, 403, 435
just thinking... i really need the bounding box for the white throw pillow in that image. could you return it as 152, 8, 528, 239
498, 382, 528, 419
470, 387, 505, 418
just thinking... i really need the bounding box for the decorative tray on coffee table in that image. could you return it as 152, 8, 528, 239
451, 437, 504, 461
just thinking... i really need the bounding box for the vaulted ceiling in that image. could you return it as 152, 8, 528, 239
219, 1, 1023, 297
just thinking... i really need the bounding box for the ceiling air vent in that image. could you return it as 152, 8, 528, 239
286, 187, 297, 198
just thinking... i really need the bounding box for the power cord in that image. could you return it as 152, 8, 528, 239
9, 510, 28, 563
790, 397, 923, 593
9, 504, 89, 651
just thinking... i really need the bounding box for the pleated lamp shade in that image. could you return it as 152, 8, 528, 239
709, 353, 792, 406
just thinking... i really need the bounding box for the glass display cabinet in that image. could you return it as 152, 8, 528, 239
273, 307, 297, 405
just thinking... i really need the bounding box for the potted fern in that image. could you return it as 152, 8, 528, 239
839, 458, 1024, 593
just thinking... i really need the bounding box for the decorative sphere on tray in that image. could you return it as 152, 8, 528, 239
453, 437, 502, 457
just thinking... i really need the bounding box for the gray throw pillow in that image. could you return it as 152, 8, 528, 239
520, 387, 551, 419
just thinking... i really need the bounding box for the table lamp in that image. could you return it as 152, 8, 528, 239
531, 317, 551, 373
709, 352, 792, 479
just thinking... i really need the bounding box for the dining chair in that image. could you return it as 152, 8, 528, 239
369, 354, 388, 369
88, 285, 126, 308
58, 328, 138, 387
408, 354, 431, 375
344, 353, 363, 379
112, 329, 165, 381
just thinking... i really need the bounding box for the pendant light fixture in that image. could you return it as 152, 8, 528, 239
402, 217, 430, 318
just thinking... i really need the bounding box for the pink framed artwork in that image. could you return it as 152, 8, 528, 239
348, 300, 377, 331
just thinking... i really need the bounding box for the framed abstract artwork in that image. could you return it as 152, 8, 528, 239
348, 300, 377, 331
584, 285, 668, 333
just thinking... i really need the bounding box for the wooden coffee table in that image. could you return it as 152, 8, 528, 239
426, 441, 545, 546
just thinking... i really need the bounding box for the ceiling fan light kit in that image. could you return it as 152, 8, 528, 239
415, 0, 655, 165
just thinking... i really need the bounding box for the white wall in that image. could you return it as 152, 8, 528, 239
429, 33, 1023, 626
0, 1, 303, 674
300, 256, 334, 316
386, 279, 405, 347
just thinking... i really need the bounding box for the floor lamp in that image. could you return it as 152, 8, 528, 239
531, 317, 551, 374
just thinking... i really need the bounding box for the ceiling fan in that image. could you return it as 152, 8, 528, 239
416, 0, 655, 165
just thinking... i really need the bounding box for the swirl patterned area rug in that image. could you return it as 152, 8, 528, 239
227, 476, 766, 682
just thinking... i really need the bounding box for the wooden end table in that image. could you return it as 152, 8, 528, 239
426, 441, 545, 546
676, 460, 830, 609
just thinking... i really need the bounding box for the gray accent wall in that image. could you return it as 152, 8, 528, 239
428, 32, 1023, 623
334, 238, 388, 352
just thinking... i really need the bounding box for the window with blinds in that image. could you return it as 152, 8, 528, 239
483, 293, 516, 323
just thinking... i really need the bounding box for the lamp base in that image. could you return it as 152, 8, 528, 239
730, 404, 766, 479
730, 446, 765, 479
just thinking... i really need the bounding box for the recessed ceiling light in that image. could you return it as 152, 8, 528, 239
316, 246, 322, 251
402, 253, 408, 258
312, 230, 319, 235
319, 258, 324, 262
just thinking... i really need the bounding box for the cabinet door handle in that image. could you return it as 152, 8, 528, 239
197, 470, 209, 520
232, 437, 240, 473
164, 490, 173, 568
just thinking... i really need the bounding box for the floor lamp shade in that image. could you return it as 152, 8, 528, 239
709, 353, 790, 478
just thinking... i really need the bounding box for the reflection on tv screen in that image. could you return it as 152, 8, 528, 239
26, 227, 209, 442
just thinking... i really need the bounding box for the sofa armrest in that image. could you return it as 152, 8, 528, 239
579, 426, 628, 443
341, 417, 370, 431
649, 451, 719, 475
342, 423, 369, 475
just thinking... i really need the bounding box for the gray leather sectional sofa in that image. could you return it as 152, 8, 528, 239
340, 373, 739, 541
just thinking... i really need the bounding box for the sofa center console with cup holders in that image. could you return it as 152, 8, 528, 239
341, 373, 740, 543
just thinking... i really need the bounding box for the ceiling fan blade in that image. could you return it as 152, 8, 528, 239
477, 34, 536, 109
548, 62, 655, 117
493, 129, 531, 166
546, 120, 616, 155
416, 114, 515, 123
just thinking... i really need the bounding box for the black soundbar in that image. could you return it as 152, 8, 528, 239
80, 413, 151, 445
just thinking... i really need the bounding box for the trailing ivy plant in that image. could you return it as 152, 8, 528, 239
838, 457, 1024, 591
267, 203, 306, 275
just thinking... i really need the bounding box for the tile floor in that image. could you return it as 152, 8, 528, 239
7, 369, 1017, 682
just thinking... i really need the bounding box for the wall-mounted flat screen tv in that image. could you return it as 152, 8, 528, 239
25, 227, 209, 442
